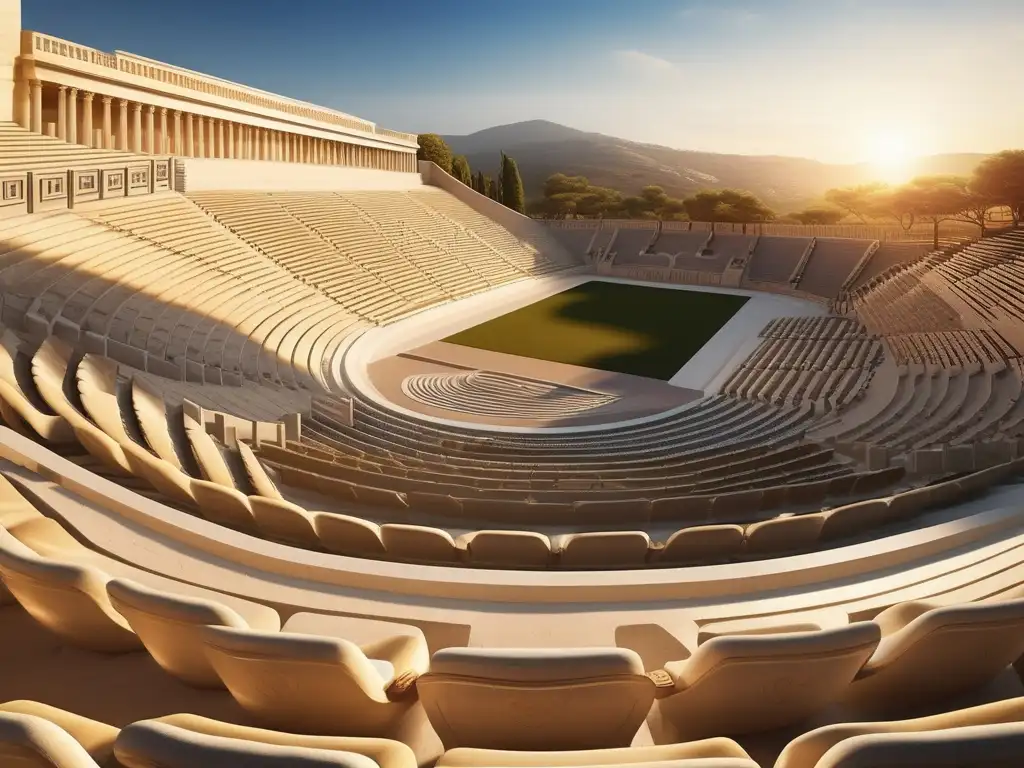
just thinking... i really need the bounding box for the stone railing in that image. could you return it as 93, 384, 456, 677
0, 158, 172, 219
22, 30, 418, 145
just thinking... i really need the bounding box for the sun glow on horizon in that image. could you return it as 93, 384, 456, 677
862, 130, 917, 183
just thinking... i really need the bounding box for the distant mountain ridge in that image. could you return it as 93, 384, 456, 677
441, 120, 987, 213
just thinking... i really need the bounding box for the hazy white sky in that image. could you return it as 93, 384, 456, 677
24, 0, 1024, 162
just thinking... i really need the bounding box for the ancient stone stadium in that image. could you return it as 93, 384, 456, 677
2, 2, 1024, 767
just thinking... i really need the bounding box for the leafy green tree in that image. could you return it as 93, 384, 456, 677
482, 175, 495, 201
790, 206, 845, 225
972, 150, 1024, 228
824, 182, 890, 222
683, 189, 774, 223
416, 134, 452, 173
473, 170, 486, 195
451, 155, 472, 187
535, 174, 626, 219
501, 153, 526, 214
883, 175, 970, 249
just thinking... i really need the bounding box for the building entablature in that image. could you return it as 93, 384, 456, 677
18, 30, 418, 153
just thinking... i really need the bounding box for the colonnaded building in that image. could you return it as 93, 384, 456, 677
2, 0, 1024, 766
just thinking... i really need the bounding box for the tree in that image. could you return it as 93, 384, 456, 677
682, 189, 774, 223
536, 174, 624, 219
956, 189, 997, 236
789, 206, 844, 225
473, 170, 486, 195
972, 150, 1024, 228
416, 134, 452, 173
824, 182, 890, 222
451, 155, 472, 187
501, 152, 526, 214
884, 175, 969, 250
492, 169, 503, 204
481, 175, 494, 199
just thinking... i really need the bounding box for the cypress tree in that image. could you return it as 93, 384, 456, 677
501, 153, 526, 214
451, 155, 473, 187
473, 170, 486, 194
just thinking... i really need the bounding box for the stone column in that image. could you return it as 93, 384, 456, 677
158, 107, 168, 153
80, 92, 94, 147
144, 105, 155, 153
56, 85, 67, 140
207, 119, 215, 158
185, 113, 194, 156
217, 120, 225, 159
197, 116, 206, 157
65, 87, 78, 143
131, 102, 142, 152
101, 96, 112, 149
227, 122, 234, 159
28, 79, 42, 133
118, 99, 129, 151
173, 111, 182, 155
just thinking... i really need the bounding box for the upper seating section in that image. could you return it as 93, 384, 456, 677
796, 239, 874, 299
746, 236, 812, 283
0, 121, 142, 173
847, 241, 929, 291
189, 190, 572, 326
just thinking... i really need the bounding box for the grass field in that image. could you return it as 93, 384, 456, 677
443, 281, 749, 380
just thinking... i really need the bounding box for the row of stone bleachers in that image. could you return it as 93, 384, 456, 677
188, 191, 423, 322
846, 241, 929, 291
647, 229, 708, 257
704, 233, 756, 263
886, 330, 1017, 369
398, 191, 535, 281
851, 261, 964, 336
400, 370, 618, 420
405, 187, 572, 273
745, 236, 812, 283
0, 120, 141, 173
796, 238, 874, 298
722, 317, 880, 411
0, 204, 358, 390
608, 228, 656, 264
760, 316, 865, 341
335, 191, 503, 290
72, 193, 365, 388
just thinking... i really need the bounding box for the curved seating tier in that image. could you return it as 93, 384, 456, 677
401, 370, 617, 419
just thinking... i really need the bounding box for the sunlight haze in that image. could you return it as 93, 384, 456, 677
20, 0, 1022, 163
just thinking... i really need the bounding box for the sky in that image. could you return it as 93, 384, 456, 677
21, 0, 1024, 164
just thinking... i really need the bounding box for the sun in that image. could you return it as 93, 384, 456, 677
864, 131, 915, 182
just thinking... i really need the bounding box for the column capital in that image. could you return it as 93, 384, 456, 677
173, 110, 181, 118
102, 95, 112, 105
57, 85, 67, 93
131, 102, 142, 113
145, 104, 156, 114
29, 79, 41, 89
159, 107, 168, 115
118, 98, 128, 107
68, 86, 78, 95
82, 91, 94, 101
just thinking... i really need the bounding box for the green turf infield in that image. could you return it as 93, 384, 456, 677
442, 281, 749, 380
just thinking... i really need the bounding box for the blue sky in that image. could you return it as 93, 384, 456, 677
22, 0, 1024, 162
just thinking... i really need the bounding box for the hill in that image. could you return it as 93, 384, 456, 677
441, 120, 987, 213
